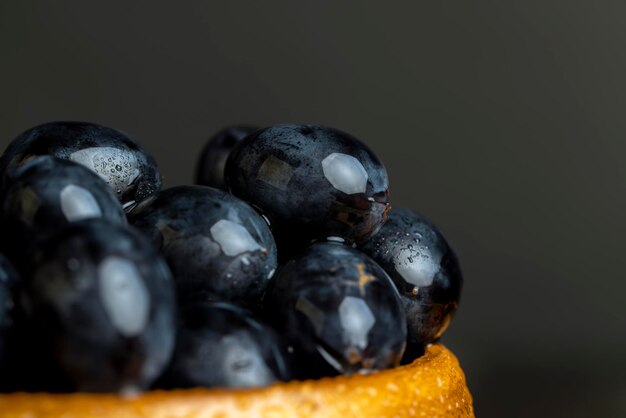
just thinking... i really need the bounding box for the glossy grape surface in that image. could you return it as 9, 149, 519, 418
361, 208, 462, 358
129, 186, 277, 308
159, 302, 290, 389
21, 219, 176, 393
225, 124, 390, 249
0, 156, 126, 269
0, 121, 162, 210
264, 242, 406, 379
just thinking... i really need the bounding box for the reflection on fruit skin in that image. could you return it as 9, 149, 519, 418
264, 242, 406, 379
156, 302, 291, 390
0, 121, 162, 209
361, 208, 463, 357
0, 156, 126, 273
16, 219, 176, 393
225, 124, 390, 253
129, 186, 277, 310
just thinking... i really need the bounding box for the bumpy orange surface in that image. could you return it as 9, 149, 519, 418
0, 344, 473, 418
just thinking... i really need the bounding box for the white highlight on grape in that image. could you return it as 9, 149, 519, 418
59, 184, 102, 222
393, 248, 439, 288
98, 256, 150, 337
321, 153, 368, 195
338, 296, 375, 349
316, 344, 344, 372
210, 219, 262, 257
122, 200, 136, 210
69, 147, 140, 194
220, 334, 275, 388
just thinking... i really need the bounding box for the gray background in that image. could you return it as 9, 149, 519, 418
1, 1, 625, 416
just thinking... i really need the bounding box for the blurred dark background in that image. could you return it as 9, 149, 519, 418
1, 1, 625, 416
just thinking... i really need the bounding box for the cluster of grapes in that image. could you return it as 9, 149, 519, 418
0, 122, 462, 393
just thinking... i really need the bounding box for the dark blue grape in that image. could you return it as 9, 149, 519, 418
195, 125, 258, 189
0, 253, 19, 371
0, 156, 126, 271
158, 302, 290, 389
20, 219, 176, 393
225, 125, 390, 251
360, 208, 462, 359
128, 186, 277, 309
264, 242, 406, 379
0, 121, 162, 210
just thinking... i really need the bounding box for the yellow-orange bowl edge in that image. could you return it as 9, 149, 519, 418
0, 344, 474, 418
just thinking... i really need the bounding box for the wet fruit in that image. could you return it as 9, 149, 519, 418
195, 125, 258, 189
264, 242, 406, 379
158, 302, 290, 389
0, 156, 126, 269
0, 121, 162, 211
128, 186, 277, 308
0, 118, 472, 417
361, 208, 462, 358
225, 124, 390, 249
20, 219, 176, 393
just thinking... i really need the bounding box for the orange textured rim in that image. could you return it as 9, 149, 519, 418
0, 344, 474, 418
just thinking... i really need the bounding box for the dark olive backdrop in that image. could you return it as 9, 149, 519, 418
1, 2, 625, 416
